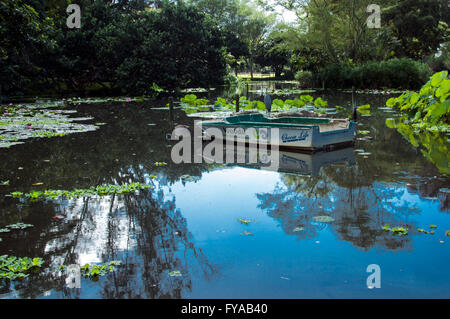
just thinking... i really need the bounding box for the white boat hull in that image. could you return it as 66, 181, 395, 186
198, 121, 356, 151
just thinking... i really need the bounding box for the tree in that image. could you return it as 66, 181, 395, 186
189, 0, 250, 75
239, 2, 275, 79
44, 0, 227, 94
254, 36, 290, 78
0, 0, 54, 95
384, 0, 449, 60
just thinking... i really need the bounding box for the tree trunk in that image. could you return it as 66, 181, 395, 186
250, 56, 254, 80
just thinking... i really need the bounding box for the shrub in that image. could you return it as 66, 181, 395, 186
295, 70, 313, 87
317, 58, 431, 90
385, 70, 449, 132
424, 51, 450, 73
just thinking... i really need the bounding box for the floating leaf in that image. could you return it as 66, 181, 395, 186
240, 231, 253, 236
237, 218, 251, 225
5, 223, 33, 230
169, 270, 182, 277
312, 216, 335, 223
154, 162, 167, 166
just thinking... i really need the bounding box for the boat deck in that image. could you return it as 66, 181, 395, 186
202, 114, 351, 133
315, 119, 350, 132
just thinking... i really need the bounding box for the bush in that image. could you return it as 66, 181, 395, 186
295, 70, 313, 87
317, 58, 432, 90
425, 51, 450, 73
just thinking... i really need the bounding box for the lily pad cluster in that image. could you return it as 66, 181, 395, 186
180, 88, 209, 93
342, 88, 403, 95
79, 261, 122, 280
382, 224, 408, 236
0, 255, 44, 280
0, 102, 98, 149
417, 225, 450, 237
0, 223, 33, 233
11, 182, 152, 201
65, 96, 149, 105
270, 88, 316, 95
177, 93, 333, 115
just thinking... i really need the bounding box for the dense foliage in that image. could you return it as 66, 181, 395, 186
386, 71, 449, 132
317, 58, 431, 90
385, 71, 449, 174
258, 0, 448, 86
0, 0, 449, 96
1, 0, 228, 96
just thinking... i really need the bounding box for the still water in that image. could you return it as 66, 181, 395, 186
0, 85, 449, 298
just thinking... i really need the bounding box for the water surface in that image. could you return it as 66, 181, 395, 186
0, 88, 448, 298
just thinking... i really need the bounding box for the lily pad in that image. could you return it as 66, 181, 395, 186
237, 218, 251, 225
154, 162, 167, 166
169, 270, 182, 277
5, 223, 33, 230
312, 216, 335, 223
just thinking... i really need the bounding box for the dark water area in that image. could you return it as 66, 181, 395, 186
0, 85, 449, 298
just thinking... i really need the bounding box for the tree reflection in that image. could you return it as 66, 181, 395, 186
257, 165, 415, 251
0, 178, 216, 299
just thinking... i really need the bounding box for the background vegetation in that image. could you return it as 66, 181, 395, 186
0, 0, 449, 97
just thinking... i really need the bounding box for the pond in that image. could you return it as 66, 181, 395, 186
0, 83, 449, 299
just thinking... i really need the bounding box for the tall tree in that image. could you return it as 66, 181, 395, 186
384, 0, 449, 60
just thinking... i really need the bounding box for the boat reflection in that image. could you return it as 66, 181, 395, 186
200, 145, 355, 176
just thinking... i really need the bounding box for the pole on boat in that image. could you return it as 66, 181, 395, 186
352, 86, 357, 121
264, 88, 272, 115
236, 95, 240, 113
169, 96, 174, 124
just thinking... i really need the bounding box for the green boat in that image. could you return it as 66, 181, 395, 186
196, 113, 356, 151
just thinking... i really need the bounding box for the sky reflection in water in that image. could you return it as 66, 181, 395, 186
0, 88, 448, 298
